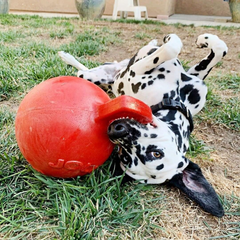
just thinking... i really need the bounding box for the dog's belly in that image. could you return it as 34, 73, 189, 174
112, 59, 183, 107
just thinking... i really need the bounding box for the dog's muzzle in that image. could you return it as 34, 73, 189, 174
108, 120, 129, 139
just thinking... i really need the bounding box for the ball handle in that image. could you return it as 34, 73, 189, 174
95, 95, 153, 125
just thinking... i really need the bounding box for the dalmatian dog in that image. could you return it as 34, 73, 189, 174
59, 33, 228, 217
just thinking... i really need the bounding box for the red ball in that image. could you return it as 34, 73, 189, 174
15, 76, 114, 178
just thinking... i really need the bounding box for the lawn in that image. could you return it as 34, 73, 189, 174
0, 14, 239, 239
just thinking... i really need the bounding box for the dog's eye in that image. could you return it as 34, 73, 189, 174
152, 151, 162, 158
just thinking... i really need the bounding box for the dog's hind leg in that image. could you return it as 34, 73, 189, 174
187, 34, 228, 80
127, 34, 183, 76
58, 51, 89, 70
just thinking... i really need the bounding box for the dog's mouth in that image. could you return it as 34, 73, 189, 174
107, 118, 134, 142
108, 117, 153, 143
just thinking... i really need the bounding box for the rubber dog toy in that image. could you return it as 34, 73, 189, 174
15, 76, 152, 178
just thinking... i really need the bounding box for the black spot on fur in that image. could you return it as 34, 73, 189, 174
144, 133, 148, 137
142, 76, 146, 79
120, 54, 136, 78
190, 73, 199, 77
148, 80, 154, 86
135, 145, 145, 164
117, 82, 124, 95
145, 68, 155, 75
157, 74, 165, 80
181, 73, 192, 82
147, 48, 157, 55
156, 164, 164, 170
174, 62, 177, 66
131, 128, 142, 139
178, 162, 184, 168
146, 145, 158, 152
180, 84, 194, 102
151, 175, 156, 179
159, 67, 165, 72
188, 89, 201, 104
132, 82, 142, 93
141, 83, 146, 90
167, 70, 171, 73
153, 57, 159, 64
150, 134, 157, 138
79, 74, 84, 78
223, 51, 227, 57
130, 70, 136, 77
195, 49, 215, 71
95, 81, 101, 85
134, 157, 138, 166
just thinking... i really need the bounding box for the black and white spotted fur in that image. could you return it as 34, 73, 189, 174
59, 34, 228, 217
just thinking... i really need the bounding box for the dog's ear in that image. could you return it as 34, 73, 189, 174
169, 159, 224, 217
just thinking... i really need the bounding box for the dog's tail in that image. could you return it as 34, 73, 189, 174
58, 51, 89, 71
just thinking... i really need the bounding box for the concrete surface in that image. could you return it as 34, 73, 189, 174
9, 11, 240, 27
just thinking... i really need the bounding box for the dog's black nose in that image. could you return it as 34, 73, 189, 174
108, 121, 128, 139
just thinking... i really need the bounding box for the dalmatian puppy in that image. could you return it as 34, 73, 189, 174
59, 33, 228, 217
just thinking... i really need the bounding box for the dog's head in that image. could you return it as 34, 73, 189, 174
108, 116, 224, 217
108, 116, 188, 183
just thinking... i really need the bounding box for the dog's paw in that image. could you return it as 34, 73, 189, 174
148, 39, 158, 46
196, 34, 228, 55
163, 34, 171, 43
163, 34, 180, 43
163, 34, 183, 56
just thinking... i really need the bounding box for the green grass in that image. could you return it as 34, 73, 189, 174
0, 153, 163, 239
187, 135, 211, 158
0, 15, 164, 239
0, 14, 239, 239
134, 32, 150, 40
209, 194, 240, 239
0, 17, 121, 100
212, 73, 240, 91
196, 74, 240, 131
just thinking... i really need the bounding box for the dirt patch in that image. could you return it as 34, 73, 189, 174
0, 100, 19, 113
